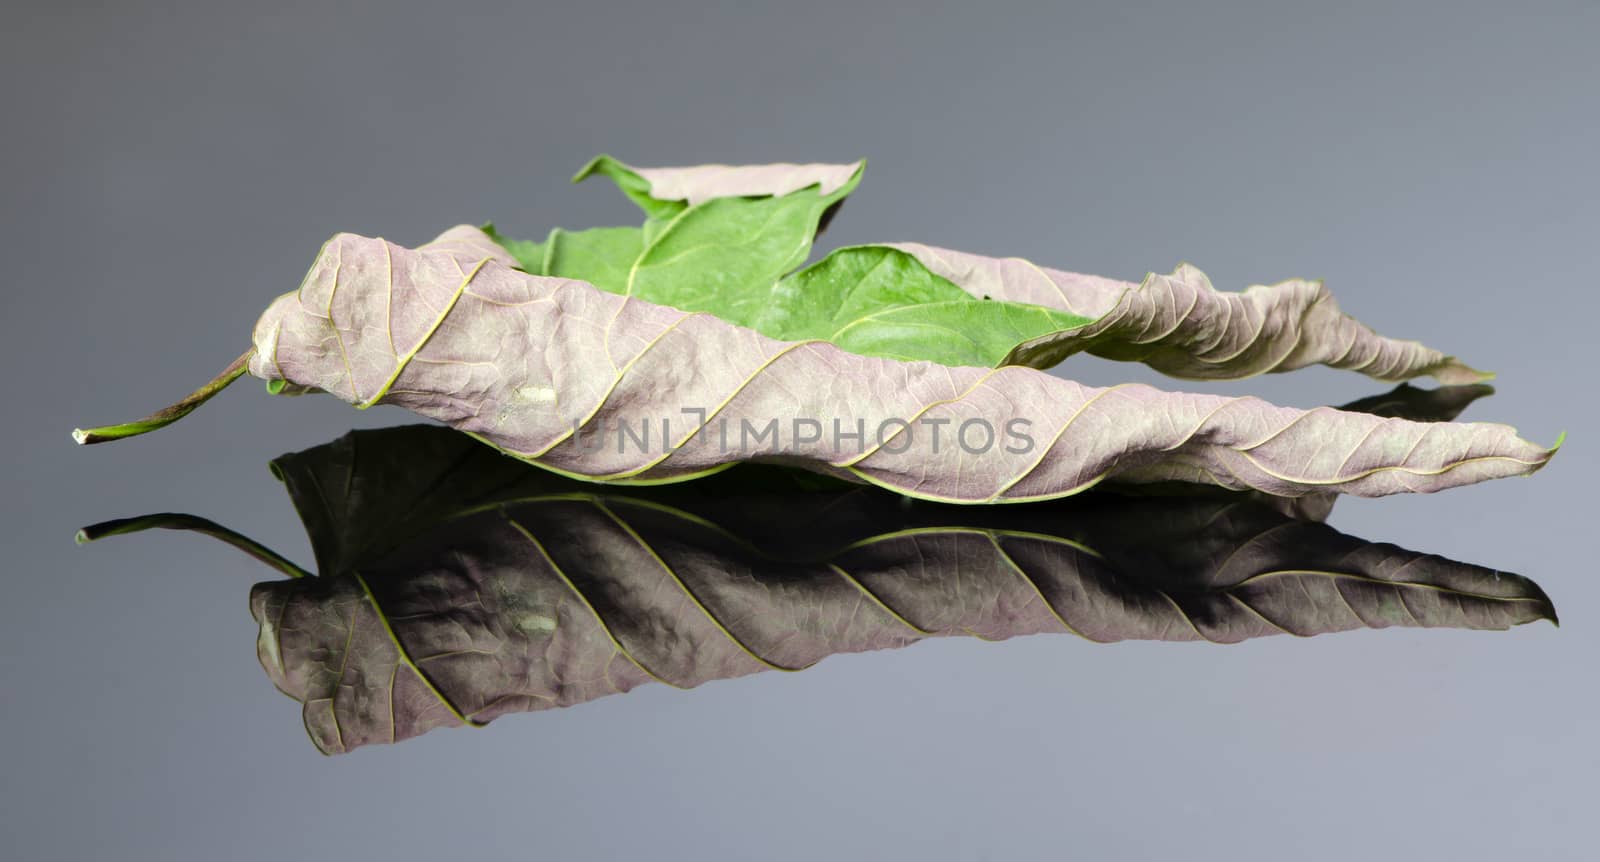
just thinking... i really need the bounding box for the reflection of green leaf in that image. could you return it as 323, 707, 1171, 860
77, 425, 1557, 754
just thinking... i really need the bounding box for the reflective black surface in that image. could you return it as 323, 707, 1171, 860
83, 425, 1554, 753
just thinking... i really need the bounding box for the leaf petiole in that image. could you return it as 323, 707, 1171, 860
72, 349, 254, 444
75, 512, 313, 579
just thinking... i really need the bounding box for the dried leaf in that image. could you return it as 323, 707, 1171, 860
574, 154, 864, 214
891, 242, 1489, 382
1127, 381, 1500, 521
232, 228, 1555, 503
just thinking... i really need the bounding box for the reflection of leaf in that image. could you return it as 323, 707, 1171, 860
81, 426, 1556, 754
267, 424, 844, 575
1336, 382, 1497, 422
231, 228, 1554, 504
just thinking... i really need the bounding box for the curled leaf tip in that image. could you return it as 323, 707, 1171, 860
570, 154, 615, 184
1433, 358, 1496, 385
72, 528, 92, 545
888, 243, 1492, 383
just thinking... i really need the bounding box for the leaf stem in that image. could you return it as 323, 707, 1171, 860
75, 512, 314, 579
72, 348, 254, 445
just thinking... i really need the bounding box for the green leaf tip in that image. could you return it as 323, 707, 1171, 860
570, 154, 618, 184
72, 349, 254, 445
1439, 357, 1495, 385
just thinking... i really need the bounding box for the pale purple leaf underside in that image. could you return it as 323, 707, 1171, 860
629, 159, 865, 205
890, 242, 1488, 383
247, 227, 1555, 504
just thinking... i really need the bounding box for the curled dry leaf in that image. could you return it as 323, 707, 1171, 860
77, 426, 1556, 753
228, 227, 1554, 504
889, 243, 1490, 382
1122, 380, 1499, 522
75, 157, 1531, 481
575, 154, 865, 212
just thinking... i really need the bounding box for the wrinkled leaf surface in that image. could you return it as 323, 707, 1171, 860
247, 228, 1556, 504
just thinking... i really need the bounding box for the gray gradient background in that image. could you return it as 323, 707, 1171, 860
3, 1, 1596, 859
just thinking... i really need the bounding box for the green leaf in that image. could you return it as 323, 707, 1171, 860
492, 157, 1484, 381
762, 246, 1094, 365
511, 163, 1099, 367
479, 223, 544, 274
542, 226, 646, 294
620, 173, 860, 327
485, 220, 655, 295
572, 154, 689, 221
